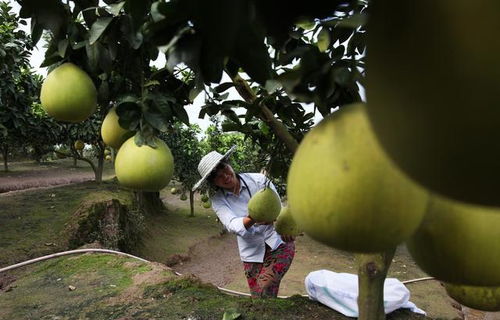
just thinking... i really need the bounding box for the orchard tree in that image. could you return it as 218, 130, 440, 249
17, 0, 194, 214
25, 103, 64, 163
0, 1, 41, 171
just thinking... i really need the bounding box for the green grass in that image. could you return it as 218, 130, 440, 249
0, 179, 134, 267
0, 254, 429, 320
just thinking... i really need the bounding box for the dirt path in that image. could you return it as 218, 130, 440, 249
172, 233, 243, 288
0, 160, 114, 195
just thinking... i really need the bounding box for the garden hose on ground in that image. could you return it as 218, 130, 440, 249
0, 249, 436, 298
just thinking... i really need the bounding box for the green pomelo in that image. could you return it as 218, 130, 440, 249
115, 137, 174, 192
275, 207, 300, 236
74, 140, 84, 150
445, 283, 500, 312
101, 107, 134, 149
248, 187, 281, 223
287, 103, 427, 253
40, 63, 97, 123
366, 1, 500, 206
202, 201, 211, 209
180, 194, 187, 201
201, 194, 209, 202
407, 195, 500, 286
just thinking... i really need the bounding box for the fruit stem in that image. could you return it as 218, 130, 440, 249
356, 248, 396, 320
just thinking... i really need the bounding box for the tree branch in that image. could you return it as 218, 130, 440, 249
228, 73, 299, 154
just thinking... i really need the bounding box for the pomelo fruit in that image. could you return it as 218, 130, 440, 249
201, 194, 209, 202
407, 195, 500, 286
74, 140, 84, 150
202, 201, 211, 209
41, 63, 97, 123
444, 283, 500, 312
248, 187, 281, 223
366, 1, 500, 206
287, 103, 427, 253
180, 193, 187, 201
115, 137, 174, 192
101, 107, 134, 149
275, 206, 300, 237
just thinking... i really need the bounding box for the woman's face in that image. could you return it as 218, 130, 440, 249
211, 163, 238, 190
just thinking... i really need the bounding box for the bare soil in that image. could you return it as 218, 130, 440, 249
0, 159, 114, 195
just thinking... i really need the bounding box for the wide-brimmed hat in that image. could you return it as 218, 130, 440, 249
192, 145, 236, 191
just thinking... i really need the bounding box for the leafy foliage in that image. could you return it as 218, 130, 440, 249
16, 0, 367, 182
0, 1, 45, 167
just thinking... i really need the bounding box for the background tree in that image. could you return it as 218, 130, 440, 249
159, 122, 204, 217
0, 1, 41, 171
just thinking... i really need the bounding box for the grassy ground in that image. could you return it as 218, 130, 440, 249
0, 253, 429, 320
0, 180, 133, 267
0, 161, 459, 319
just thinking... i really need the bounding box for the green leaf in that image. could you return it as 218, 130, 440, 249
57, 39, 69, 58
233, 23, 272, 85
144, 80, 160, 88
331, 45, 345, 60
85, 42, 101, 72
265, 79, 281, 94
221, 121, 240, 133
144, 110, 168, 132
172, 104, 190, 125
296, 19, 316, 30
222, 310, 241, 320
108, 1, 125, 16
214, 82, 234, 94
221, 108, 241, 124
332, 67, 350, 86
89, 17, 113, 45
124, 0, 149, 30
317, 28, 330, 52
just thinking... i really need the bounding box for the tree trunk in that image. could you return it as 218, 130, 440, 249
73, 156, 77, 167
356, 248, 396, 320
135, 191, 167, 216
2, 144, 8, 172
94, 141, 105, 183
189, 190, 195, 217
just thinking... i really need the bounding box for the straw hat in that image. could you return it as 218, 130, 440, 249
192, 145, 236, 191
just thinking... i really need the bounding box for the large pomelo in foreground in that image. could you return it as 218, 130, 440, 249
406, 195, 500, 286
275, 207, 300, 237
248, 188, 281, 223
444, 283, 500, 312
101, 107, 134, 149
40, 63, 97, 123
287, 103, 427, 253
115, 137, 174, 192
366, 1, 500, 206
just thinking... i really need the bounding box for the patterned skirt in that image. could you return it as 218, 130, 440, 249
243, 241, 296, 298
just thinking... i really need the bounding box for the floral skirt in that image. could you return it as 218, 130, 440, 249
243, 241, 295, 298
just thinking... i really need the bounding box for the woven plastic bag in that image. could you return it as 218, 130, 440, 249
305, 270, 426, 317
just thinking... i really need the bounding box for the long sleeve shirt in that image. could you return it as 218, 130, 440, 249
211, 173, 284, 263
